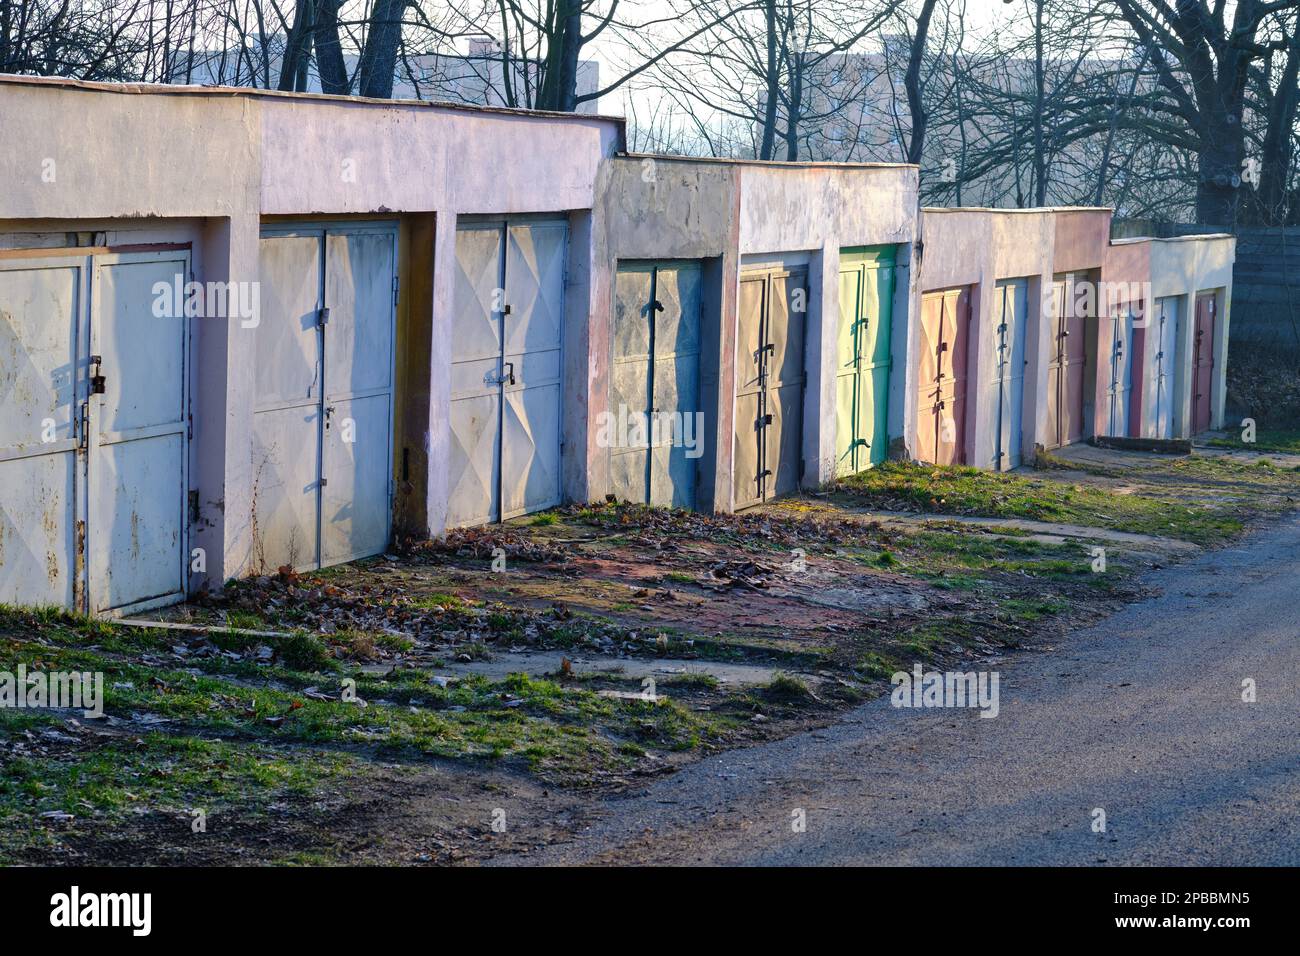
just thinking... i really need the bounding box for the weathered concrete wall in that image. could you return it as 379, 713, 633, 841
587, 156, 739, 510
913, 207, 1235, 465
1101, 235, 1236, 438
1149, 235, 1236, 435
1054, 209, 1112, 275
915, 208, 1057, 470
736, 163, 919, 499
589, 156, 919, 513
1102, 238, 1154, 439
259, 99, 617, 217
0, 76, 623, 599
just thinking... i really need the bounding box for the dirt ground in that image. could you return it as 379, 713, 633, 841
3, 442, 1298, 865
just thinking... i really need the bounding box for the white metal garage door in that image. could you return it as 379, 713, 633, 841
610, 260, 702, 509
1151, 296, 1180, 439
990, 278, 1028, 470
0, 249, 190, 614
448, 220, 566, 526
1106, 303, 1136, 438
253, 224, 397, 571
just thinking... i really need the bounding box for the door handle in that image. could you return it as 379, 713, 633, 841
501, 361, 516, 386
89, 355, 106, 395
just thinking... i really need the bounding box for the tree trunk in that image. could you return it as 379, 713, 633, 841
759, 0, 779, 161
358, 0, 405, 99
785, 54, 802, 161
904, 0, 938, 165
277, 0, 314, 92
1032, 0, 1046, 206
1196, 130, 1244, 226
315, 0, 349, 94
556, 3, 583, 111
1256, 33, 1300, 225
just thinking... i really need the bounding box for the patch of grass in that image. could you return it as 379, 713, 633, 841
856, 651, 900, 680
409, 593, 467, 610
663, 571, 696, 584
762, 673, 813, 702
1001, 598, 1068, 621
0, 728, 358, 862
277, 632, 336, 672
0, 613, 750, 794
224, 610, 266, 631
529, 513, 558, 527
1206, 428, 1300, 455
661, 672, 719, 690
836, 461, 1251, 544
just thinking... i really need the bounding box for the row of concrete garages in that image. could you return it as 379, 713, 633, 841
0, 76, 1234, 613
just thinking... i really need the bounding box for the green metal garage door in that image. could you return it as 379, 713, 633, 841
836, 246, 895, 475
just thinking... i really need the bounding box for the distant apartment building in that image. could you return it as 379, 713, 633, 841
172, 36, 602, 113
784, 38, 1192, 218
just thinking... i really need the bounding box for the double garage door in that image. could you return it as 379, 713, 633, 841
836, 248, 894, 475
448, 220, 567, 526
1102, 301, 1138, 438
916, 286, 971, 465
1191, 292, 1217, 434
989, 278, 1028, 470
1149, 297, 1181, 438
0, 249, 190, 613
254, 224, 397, 571
734, 266, 807, 509
1046, 274, 1089, 449
610, 261, 702, 509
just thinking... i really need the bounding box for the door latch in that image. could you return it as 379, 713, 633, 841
501, 361, 516, 386
318, 307, 331, 327
89, 355, 106, 394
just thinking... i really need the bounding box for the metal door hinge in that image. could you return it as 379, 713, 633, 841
392, 275, 400, 306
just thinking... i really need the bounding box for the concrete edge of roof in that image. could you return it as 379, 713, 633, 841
1111, 233, 1237, 245
0, 72, 630, 126
921, 205, 1114, 214
620, 151, 919, 171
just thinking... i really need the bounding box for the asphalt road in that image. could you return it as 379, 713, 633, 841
505, 513, 1300, 865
